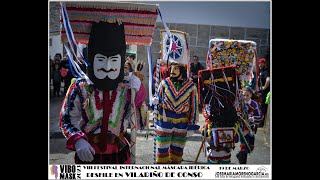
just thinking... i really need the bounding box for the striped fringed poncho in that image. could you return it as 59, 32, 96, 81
157, 77, 199, 125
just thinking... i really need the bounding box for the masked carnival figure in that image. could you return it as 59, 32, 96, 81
198, 66, 238, 164
154, 62, 199, 164
236, 86, 263, 164
123, 61, 148, 131
59, 21, 131, 164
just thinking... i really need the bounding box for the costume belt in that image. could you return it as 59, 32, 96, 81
87, 133, 116, 144
87, 132, 127, 152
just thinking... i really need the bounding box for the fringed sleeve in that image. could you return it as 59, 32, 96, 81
59, 82, 88, 150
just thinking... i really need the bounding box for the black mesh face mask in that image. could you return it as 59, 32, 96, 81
87, 21, 126, 91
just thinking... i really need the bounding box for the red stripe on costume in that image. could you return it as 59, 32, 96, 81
61, 20, 156, 27
172, 131, 187, 137
61, 30, 154, 37
61, 31, 90, 35
156, 130, 173, 136
162, 102, 175, 112
124, 22, 156, 27
66, 7, 158, 15
157, 152, 169, 158
169, 149, 183, 156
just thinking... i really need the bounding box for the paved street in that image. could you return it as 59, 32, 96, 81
49, 96, 270, 165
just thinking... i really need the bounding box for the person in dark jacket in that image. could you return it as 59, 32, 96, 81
190, 55, 204, 86
52, 63, 62, 97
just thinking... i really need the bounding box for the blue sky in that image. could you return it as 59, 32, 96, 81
140, 1, 270, 28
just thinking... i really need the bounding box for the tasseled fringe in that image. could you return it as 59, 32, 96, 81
63, 23, 156, 35
61, 34, 153, 46
67, 10, 158, 19
126, 39, 153, 46
66, 1, 159, 12
60, 6, 158, 46
66, 14, 158, 25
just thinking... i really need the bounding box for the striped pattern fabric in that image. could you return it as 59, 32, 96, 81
203, 128, 235, 164
158, 77, 199, 125
153, 58, 161, 164
205, 142, 232, 164
155, 109, 189, 164
59, 79, 128, 139
59, 81, 83, 140
60, 2, 159, 46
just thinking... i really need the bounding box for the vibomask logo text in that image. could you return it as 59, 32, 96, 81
49, 165, 81, 179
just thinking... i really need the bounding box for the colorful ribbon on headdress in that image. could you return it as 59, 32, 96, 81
147, 46, 153, 107
64, 44, 92, 84
64, 44, 81, 78
153, 7, 173, 164
61, 2, 89, 67
153, 58, 161, 164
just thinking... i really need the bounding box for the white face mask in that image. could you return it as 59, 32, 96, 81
93, 53, 121, 80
